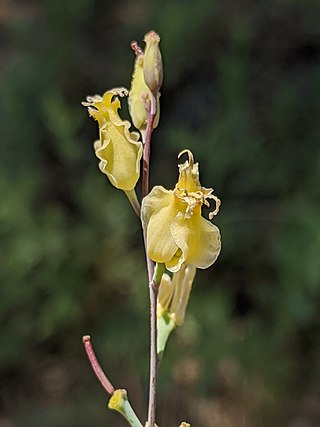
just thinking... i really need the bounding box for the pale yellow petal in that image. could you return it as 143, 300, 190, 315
128, 55, 149, 130
168, 215, 190, 271
91, 89, 142, 191
172, 265, 196, 326
83, 88, 127, 127
95, 123, 141, 190
169, 267, 184, 312
176, 150, 201, 192
171, 212, 221, 269
165, 247, 185, 272
153, 93, 160, 129
141, 186, 178, 264
158, 273, 173, 313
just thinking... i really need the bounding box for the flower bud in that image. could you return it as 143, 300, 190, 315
129, 49, 149, 130
129, 41, 161, 133
143, 31, 163, 95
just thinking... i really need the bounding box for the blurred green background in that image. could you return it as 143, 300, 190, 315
1, 0, 320, 426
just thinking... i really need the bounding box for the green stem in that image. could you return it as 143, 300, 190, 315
121, 398, 143, 427
153, 262, 165, 286
108, 389, 143, 427
142, 94, 157, 196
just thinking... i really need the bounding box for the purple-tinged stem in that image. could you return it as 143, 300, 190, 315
141, 94, 159, 427
82, 335, 115, 395
142, 95, 157, 197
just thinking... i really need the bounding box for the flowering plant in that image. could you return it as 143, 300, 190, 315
82, 30, 221, 427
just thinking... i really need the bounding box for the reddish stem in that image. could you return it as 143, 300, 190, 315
142, 96, 157, 197
82, 335, 115, 395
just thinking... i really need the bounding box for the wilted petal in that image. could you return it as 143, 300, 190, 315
129, 49, 160, 133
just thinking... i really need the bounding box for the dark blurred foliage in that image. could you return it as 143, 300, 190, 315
1, 0, 320, 426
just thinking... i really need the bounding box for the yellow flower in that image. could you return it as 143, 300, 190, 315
82, 88, 142, 192
141, 150, 221, 272
158, 264, 196, 326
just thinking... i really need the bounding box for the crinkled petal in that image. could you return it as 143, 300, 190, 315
171, 211, 221, 269
141, 186, 178, 264
83, 88, 127, 127
86, 88, 142, 191
95, 122, 141, 191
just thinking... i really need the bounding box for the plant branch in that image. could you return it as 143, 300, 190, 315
141, 93, 159, 427
142, 95, 157, 197
147, 276, 158, 427
82, 335, 115, 395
